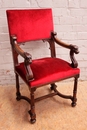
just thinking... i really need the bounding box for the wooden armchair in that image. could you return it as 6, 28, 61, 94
6, 9, 80, 124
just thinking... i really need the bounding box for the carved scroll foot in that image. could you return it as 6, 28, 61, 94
71, 102, 76, 107
28, 110, 36, 124
71, 97, 77, 107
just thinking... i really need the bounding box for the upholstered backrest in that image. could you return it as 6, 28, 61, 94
6, 9, 54, 43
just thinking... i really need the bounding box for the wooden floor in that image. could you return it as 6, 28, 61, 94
0, 81, 87, 130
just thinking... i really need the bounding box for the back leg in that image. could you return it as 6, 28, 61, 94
15, 73, 21, 101
50, 83, 57, 90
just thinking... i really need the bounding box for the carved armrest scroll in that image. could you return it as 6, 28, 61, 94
11, 35, 34, 81
70, 45, 79, 68
51, 32, 79, 68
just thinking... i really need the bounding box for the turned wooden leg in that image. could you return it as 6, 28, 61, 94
28, 88, 36, 124
71, 77, 78, 107
15, 73, 21, 101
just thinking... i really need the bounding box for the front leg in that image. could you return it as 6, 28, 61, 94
71, 76, 78, 107
28, 88, 36, 124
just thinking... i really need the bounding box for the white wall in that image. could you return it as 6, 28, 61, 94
0, 0, 87, 85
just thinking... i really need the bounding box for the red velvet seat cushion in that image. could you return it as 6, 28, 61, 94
15, 57, 80, 88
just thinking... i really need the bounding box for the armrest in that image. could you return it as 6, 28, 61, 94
11, 35, 32, 61
11, 35, 34, 81
51, 32, 79, 68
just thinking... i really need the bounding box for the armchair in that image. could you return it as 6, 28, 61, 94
6, 9, 80, 123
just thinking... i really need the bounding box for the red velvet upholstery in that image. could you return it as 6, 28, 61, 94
16, 57, 80, 88
6, 9, 53, 43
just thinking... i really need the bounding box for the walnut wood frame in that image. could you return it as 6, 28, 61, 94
10, 32, 79, 124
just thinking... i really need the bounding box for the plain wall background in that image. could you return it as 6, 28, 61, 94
0, 0, 87, 85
